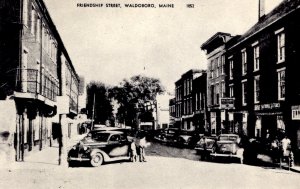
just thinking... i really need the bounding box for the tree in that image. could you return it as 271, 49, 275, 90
86, 81, 114, 126
110, 75, 165, 128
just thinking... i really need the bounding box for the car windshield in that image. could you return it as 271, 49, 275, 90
90, 132, 110, 142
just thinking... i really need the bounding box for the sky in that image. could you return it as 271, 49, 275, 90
43, 0, 283, 93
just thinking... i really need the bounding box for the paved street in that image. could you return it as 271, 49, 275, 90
146, 141, 200, 161
1, 141, 300, 189
1, 156, 300, 189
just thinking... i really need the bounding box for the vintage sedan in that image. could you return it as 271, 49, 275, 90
194, 136, 217, 160
210, 134, 244, 163
68, 130, 131, 167
154, 128, 179, 145
177, 131, 201, 148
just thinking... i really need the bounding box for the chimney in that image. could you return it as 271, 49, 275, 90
258, 0, 265, 20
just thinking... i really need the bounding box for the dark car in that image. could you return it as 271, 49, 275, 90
68, 130, 131, 167
177, 131, 201, 148
194, 136, 217, 160
154, 128, 179, 145
210, 134, 244, 163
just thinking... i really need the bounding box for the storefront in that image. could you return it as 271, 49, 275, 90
254, 103, 284, 139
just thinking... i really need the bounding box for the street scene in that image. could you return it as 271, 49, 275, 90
1, 0, 300, 188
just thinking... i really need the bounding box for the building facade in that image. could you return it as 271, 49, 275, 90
192, 71, 207, 133
169, 98, 176, 128
201, 33, 234, 135
0, 0, 79, 163
201, 0, 300, 161
174, 69, 207, 132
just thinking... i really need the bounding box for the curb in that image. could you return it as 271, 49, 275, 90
281, 165, 300, 173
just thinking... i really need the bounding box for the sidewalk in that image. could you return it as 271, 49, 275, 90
2, 134, 87, 171
257, 153, 300, 173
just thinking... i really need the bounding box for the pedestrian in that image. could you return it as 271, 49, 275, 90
199, 136, 208, 161
130, 139, 137, 162
281, 135, 291, 164
138, 135, 146, 162
270, 136, 280, 163
137, 133, 150, 162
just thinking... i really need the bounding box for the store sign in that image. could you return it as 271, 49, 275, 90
220, 98, 235, 109
254, 103, 280, 111
292, 105, 300, 120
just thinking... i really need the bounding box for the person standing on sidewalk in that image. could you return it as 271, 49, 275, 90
136, 132, 150, 162
130, 139, 137, 162
281, 135, 292, 164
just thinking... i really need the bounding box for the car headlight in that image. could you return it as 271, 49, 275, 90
83, 146, 88, 151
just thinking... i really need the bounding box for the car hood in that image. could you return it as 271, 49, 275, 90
179, 135, 192, 141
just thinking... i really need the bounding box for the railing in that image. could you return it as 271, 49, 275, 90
6, 68, 59, 101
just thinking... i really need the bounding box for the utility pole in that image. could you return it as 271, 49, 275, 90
91, 93, 95, 130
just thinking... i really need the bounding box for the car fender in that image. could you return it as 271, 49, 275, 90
90, 149, 110, 162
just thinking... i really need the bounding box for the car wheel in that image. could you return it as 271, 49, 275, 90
90, 153, 103, 167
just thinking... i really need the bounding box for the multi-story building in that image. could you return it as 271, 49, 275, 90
0, 0, 79, 163
174, 78, 183, 129
192, 71, 207, 133
174, 69, 207, 131
169, 98, 176, 128
201, 0, 300, 161
201, 33, 234, 135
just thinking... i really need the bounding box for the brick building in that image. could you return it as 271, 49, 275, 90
0, 0, 79, 163
174, 69, 207, 132
201, 33, 235, 135
201, 0, 300, 161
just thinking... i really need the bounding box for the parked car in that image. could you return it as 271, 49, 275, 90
210, 134, 244, 163
67, 130, 131, 167
194, 136, 217, 160
154, 128, 179, 145
177, 131, 201, 148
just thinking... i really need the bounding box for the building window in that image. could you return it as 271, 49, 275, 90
216, 57, 219, 78
242, 49, 247, 75
211, 61, 214, 78
216, 83, 220, 105
23, 0, 28, 26
254, 76, 260, 103
195, 93, 198, 110
190, 78, 192, 93
229, 59, 233, 79
189, 98, 192, 114
229, 84, 234, 98
36, 16, 40, 42
221, 81, 225, 98
276, 29, 285, 63
187, 79, 190, 95
221, 55, 225, 75
31, 6, 35, 34
278, 68, 285, 100
210, 85, 214, 106
253, 46, 260, 71
242, 80, 247, 106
